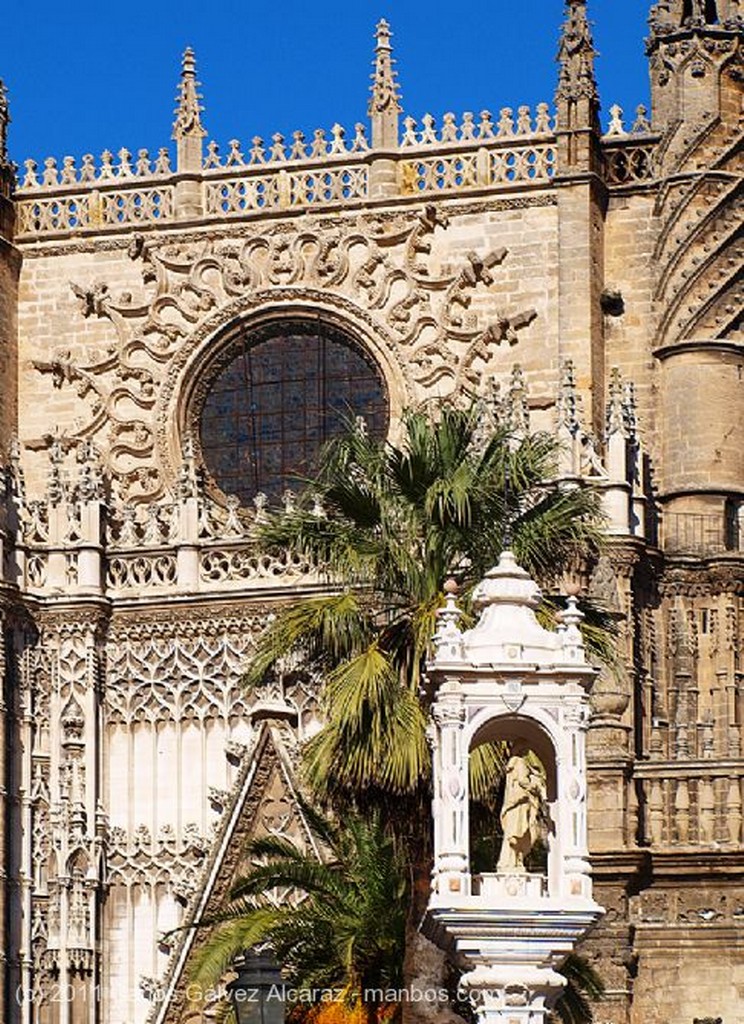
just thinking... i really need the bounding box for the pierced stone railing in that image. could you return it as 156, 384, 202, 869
13, 107, 561, 239
18, 537, 321, 596
12, 99, 661, 238
106, 552, 178, 590
400, 142, 556, 195
15, 183, 176, 235
204, 163, 369, 217
199, 543, 315, 585
603, 140, 658, 186
601, 104, 658, 186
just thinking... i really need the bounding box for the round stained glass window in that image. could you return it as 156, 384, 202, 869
198, 319, 389, 505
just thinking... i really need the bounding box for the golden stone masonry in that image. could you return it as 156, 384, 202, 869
0, 1, 741, 1022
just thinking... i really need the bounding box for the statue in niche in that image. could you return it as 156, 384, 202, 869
497, 742, 546, 872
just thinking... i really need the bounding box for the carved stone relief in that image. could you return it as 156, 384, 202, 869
31, 208, 540, 502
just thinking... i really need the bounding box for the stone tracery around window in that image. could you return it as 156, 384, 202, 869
192, 316, 389, 506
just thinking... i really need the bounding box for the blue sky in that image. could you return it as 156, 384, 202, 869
2, 0, 652, 166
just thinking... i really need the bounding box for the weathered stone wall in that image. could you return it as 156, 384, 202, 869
14, 200, 566, 502
603, 192, 658, 443
0, 229, 19, 453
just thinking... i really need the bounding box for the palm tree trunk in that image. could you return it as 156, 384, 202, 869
401, 859, 462, 1024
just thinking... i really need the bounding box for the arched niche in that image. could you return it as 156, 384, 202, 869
469, 714, 558, 802
467, 713, 563, 899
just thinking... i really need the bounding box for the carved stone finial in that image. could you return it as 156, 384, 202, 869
555, 0, 600, 133
605, 367, 626, 437
556, 359, 579, 431
432, 579, 464, 658
173, 47, 206, 139
173, 47, 206, 172
368, 18, 402, 149
504, 364, 530, 438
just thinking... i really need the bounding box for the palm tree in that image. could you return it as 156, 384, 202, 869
189, 800, 604, 1024
189, 801, 407, 1024
236, 403, 609, 1022
246, 404, 607, 804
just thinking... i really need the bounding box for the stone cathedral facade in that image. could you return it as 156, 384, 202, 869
0, 1, 742, 1021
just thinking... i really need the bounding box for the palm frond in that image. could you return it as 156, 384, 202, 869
469, 741, 508, 806
231, 858, 346, 903
303, 648, 428, 797
190, 805, 408, 1008
551, 953, 605, 1024
243, 592, 375, 689
188, 909, 279, 991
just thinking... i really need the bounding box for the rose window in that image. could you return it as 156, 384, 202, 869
197, 318, 389, 505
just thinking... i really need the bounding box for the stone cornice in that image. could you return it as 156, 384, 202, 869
654, 338, 744, 360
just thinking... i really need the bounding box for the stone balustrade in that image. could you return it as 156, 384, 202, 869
9, 487, 322, 597
600, 103, 659, 186
636, 761, 744, 848
11, 101, 660, 239
10, 104, 620, 241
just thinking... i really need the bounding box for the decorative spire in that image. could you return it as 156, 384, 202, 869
556, 359, 580, 432
605, 367, 626, 437
432, 579, 464, 659
368, 18, 402, 149
173, 47, 206, 173
0, 77, 9, 165
555, 0, 600, 133
173, 47, 206, 140
606, 367, 638, 440
504, 364, 530, 439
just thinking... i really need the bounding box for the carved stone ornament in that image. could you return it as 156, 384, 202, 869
31, 210, 539, 503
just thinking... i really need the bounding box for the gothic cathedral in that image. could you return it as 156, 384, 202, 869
0, 1, 741, 1022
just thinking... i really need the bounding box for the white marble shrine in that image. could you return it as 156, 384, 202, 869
425, 552, 604, 1023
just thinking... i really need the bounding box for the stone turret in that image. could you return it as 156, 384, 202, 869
647, 0, 743, 142
647, 0, 743, 539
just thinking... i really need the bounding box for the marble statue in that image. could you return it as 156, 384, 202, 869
497, 743, 546, 872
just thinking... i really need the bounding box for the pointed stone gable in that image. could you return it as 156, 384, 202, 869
155, 723, 317, 1024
